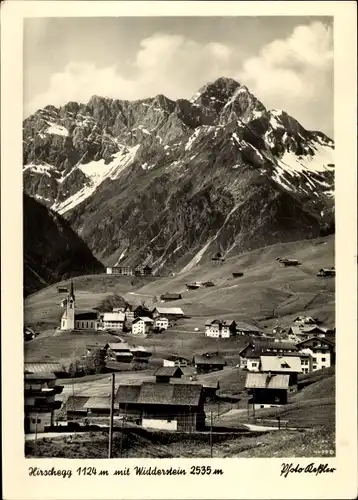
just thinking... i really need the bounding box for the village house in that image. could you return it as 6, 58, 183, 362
24, 372, 63, 433
296, 337, 335, 371
160, 293, 182, 302
130, 345, 152, 362
186, 282, 201, 290
133, 305, 153, 319
260, 354, 302, 386
288, 325, 332, 341
163, 355, 190, 368
64, 395, 119, 420
239, 341, 298, 371
115, 381, 205, 432
235, 321, 264, 336
277, 258, 301, 267
134, 265, 152, 276
107, 342, 133, 363
294, 315, 320, 326
193, 353, 226, 374
205, 319, 236, 338
153, 317, 169, 331
60, 281, 99, 331
152, 306, 184, 321
154, 366, 183, 383
102, 311, 125, 331
131, 317, 153, 336
317, 267, 335, 277
64, 395, 90, 421
245, 372, 290, 408
106, 266, 133, 276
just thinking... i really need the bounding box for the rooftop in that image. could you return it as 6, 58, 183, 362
25, 372, 57, 381
260, 355, 302, 373
103, 312, 125, 322
194, 354, 226, 365
155, 366, 183, 378
245, 373, 290, 390
24, 362, 62, 374
153, 307, 184, 315
83, 396, 111, 410
64, 396, 90, 411
133, 316, 153, 323
116, 381, 203, 407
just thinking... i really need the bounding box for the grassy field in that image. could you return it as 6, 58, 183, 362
25, 426, 335, 458
24, 234, 335, 434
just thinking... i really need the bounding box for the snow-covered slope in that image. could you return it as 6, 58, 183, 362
23, 77, 334, 273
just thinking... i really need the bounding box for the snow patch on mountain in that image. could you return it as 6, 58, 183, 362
53, 145, 140, 214
185, 128, 201, 151
23, 163, 60, 178
46, 124, 69, 137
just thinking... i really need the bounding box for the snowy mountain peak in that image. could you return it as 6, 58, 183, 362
23, 78, 334, 273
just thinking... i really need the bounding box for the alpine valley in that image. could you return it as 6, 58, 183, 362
23, 77, 335, 274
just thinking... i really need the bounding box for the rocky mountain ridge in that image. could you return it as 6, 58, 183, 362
23, 193, 104, 295
23, 77, 334, 274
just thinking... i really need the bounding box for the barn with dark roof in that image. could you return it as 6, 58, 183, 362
116, 381, 205, 432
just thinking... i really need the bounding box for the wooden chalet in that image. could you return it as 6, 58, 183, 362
245, 372, 290, 407
277, 258, 301, 267
317, 267, 336, 277
160, 293, 182, 302
193, 353, 226, 374
154, 366, 183, 383
115, 381, 206, 432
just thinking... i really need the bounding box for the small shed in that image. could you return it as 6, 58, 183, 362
155, 366, 183, 383
160, 293, 182, 302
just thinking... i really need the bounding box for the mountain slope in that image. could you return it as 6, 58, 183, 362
23, 77, 334, 273
23, 193, 104, 296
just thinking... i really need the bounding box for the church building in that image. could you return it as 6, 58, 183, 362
60, 281, 99, 331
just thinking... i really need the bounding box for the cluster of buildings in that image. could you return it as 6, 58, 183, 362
204, 319, 264, 338
106, 265, 152, 276
60, 282, 185, 336
64, 366, 207, 432
241, 334, 335, 409
86, 341, 152, 366
239, 335, 335, 375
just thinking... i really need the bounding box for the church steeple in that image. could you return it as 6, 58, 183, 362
69, 279, 75, 302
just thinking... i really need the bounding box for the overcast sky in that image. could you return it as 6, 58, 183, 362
24, 16, 334, 137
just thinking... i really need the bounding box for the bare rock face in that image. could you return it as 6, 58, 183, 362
23, 77, 334, 274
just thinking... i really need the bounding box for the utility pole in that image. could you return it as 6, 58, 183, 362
120, 404, 126, 458
209, 411, 213, 458
252, 387, 256, 418
108, 373, 115, 459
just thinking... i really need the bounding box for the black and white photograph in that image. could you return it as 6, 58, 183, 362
22, 14, 338, 459
1, 1, 357, 499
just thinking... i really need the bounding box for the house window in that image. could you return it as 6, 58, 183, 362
322, 357, 326, 362
251, 362, 258, 367
31, 418, 36, 423
313, 358, 317, 362
313, 365, 317, 370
